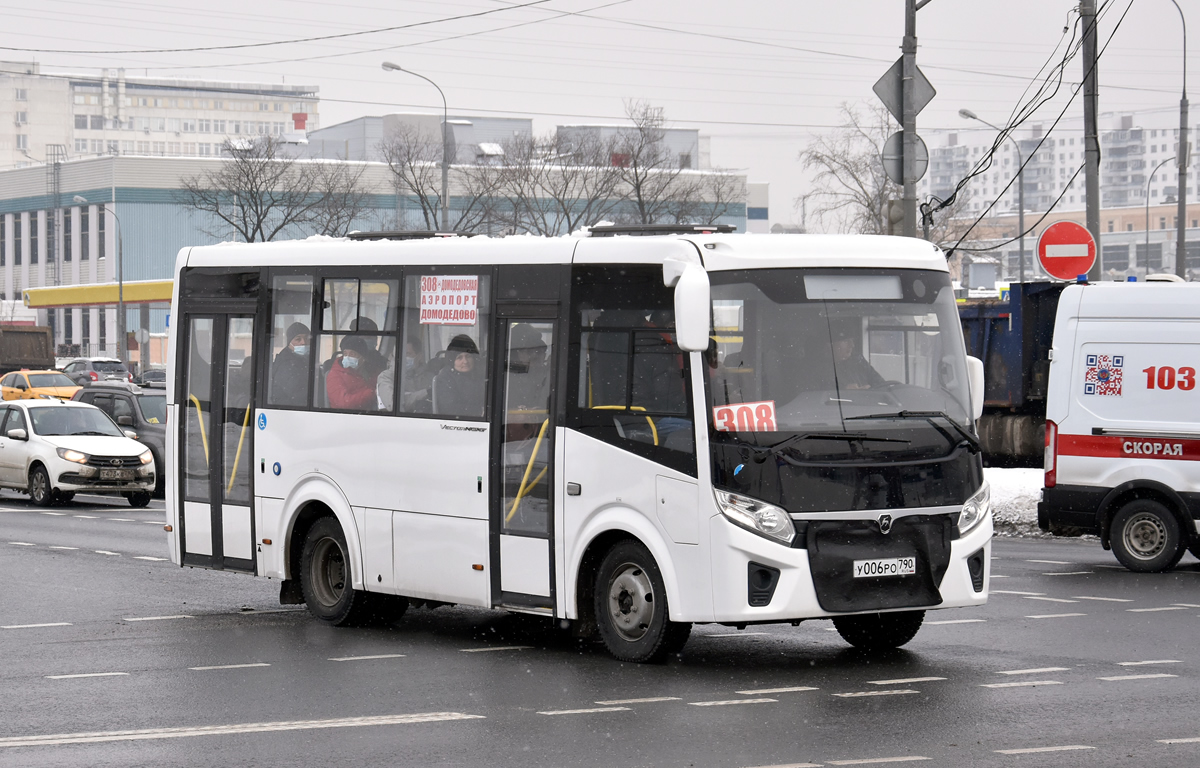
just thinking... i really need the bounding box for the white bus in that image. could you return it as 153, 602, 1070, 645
165, 226, 992, 662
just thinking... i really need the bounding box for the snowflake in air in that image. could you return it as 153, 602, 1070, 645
1083, 353, 1123, 396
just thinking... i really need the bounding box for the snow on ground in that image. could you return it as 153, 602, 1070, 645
984, 467, 1046, 537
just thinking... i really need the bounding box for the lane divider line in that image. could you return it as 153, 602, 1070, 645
459, 646, 531, 653
46, 672, 129, 680
689, 698, 778, 706
991, 590, 1044, 596
38, 512, 66, 516
0, 712, 485, 748
537, 706, 630, 715
1025, 613, 1086, 619
736, 686, 819, 695
8, 542, 35, 546
1097, 673, 1177, 682
1128, 607, 1187, 613
93, 550, 120, 556
997, 667, 1069, 675
995, 745, 1093, 755
124, 615, 193, 622
594, 696, 680, 705
188, 663, 270, 671
828, 758, 931, 765
925, 619, 986, 625
1043, 572, 1093, 576
981, 680, 1063, 689
1071, 596, 1133, 602
1160, 737, 1200, 744
1025, 560, 1070, 565
867, 677, 945, 686
133, 556, 168, 561
48, 546, 79, 550
831, 690, 918, 698
2, 622, 72, 629
1118, 660, 1181, 666
328, 654, 406, 662
1022, 596, 1078, 603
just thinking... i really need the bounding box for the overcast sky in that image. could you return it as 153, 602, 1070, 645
5, 0, 1192, 229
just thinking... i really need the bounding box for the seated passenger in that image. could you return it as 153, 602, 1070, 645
433, 335, 485, 417
832, 323, 885, 390
327, 335, 379, 410
269, 322, 310, 406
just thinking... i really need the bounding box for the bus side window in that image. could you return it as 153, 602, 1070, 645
398, 273, 491, 419
266, 274, 315, 409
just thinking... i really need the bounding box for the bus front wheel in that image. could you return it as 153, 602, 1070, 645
833, 610, 925, 651
594, 540, 691, 663
301, 517, 398, 626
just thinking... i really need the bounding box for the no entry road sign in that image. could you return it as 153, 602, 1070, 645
1037, 221, 1096, 280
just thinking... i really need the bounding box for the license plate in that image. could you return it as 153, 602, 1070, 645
99, 469, 134, 480
853, 557, 916, 578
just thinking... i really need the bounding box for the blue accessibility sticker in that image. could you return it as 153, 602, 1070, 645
272, 462, 281, 476
734, 463, 745, 476
257, 413, 267, 430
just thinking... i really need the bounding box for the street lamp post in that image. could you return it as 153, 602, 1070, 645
960, 109, 1027, 283
1147, 157, 1173, 271
1169, 0, 1189, 278
73, 194, 124, 364
382, 62, 450, 231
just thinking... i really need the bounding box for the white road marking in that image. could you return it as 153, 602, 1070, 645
46, 672, 129, 680
1173, 603, 1200, 608
925, 619, 986, 625
188, 663, 271, 671
594, 697, 681, 705
1161, 737, 1200, 744
39, 512, 66, 516
1044, 571, 1093, 576
0, 713, 485, 748
1118, 660, 1181, 666
48, 546, 78, 550
1128, 606, 1187, 613
742, 763, 822, 768
997, 667, 1070, 675
328, 654, 406, 662
8, 542, 35, 546
1022, 596, 1078, 603
736, 686, 819, 695
142, 520, 164, 525
133, 556, 167, 561
995, 745, 1092, 755
107, 518, 135, 522
124, 615, 193, 622
459, 645, 531, 653
708, 632, 772, 638
867, 677, 945, 686
981, 680, 1063, 688
1026, 559, 1070, 565
1097, 673, 1177, 682
831, 690, 918, 698
828, 758, 930, 766
992, 590, 1044, 596
73, 515, 98, 519
689, 698, 778, 706
93, 550, 120, 556
1072, 596, 1133, 602
990, 575, 1009, 578
2, 622, 72, 629
1026, 613, 1086, 619
537, 706, 630, 715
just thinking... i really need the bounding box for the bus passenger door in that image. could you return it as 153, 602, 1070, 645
179, 312, 257, 573
491, 314, 557, 613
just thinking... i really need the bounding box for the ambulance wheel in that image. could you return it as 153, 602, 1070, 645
594, 540, 691, 663
1111, 500, 1186, 573
833, 610, 925, 651
301, 517, 386, 626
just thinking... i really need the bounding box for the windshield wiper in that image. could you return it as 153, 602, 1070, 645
74, 430, 116, 436
845, 410, 981, 453
750, 431, 910, 463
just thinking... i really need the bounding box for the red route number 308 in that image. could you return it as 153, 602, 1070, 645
712, 400, 777, 432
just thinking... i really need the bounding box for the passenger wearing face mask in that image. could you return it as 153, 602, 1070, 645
326, 335, 379, 410
269, 322, 311, 406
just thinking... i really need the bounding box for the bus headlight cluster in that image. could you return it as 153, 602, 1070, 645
714, 490, 795, 545
959, 482, 990, 535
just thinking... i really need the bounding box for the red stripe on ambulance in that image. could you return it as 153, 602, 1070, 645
1058, 434, 1200, 461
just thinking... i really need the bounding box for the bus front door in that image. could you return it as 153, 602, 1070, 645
179, 313, 257, 573
492, 316, 557, 613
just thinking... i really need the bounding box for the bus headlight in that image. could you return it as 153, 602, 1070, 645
714, 490, 795, 545
959, 482, 990, 535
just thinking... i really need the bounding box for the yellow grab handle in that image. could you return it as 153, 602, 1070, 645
226, 405, 252, 494
506, 419, 549, 523
188, 394, 209, 466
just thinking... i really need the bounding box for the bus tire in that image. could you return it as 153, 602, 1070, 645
832, 610, 925, 651
1110, 499, 1186, 573
300, 517, 377, 627
594, 540, 691, 663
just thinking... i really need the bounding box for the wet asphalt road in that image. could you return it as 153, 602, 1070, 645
2, 492, 1200, 768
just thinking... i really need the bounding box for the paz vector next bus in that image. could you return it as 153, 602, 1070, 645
164, 226, 991, 662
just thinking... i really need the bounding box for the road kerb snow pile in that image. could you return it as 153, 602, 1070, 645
984, 468, 1044, 537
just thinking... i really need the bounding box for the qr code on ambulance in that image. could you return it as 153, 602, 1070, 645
1083, 354, 1123, 396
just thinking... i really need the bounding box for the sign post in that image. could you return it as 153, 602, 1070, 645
1037, 221, 1097, 281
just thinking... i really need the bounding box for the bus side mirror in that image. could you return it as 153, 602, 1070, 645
966, 355, 985, 421
665, 261, 711, 352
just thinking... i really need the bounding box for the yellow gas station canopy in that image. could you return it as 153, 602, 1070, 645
23, 280, 174, 308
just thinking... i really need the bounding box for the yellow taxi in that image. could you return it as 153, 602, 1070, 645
0, 370, 83, 401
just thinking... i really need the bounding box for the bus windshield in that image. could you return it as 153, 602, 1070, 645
706, 268, 980, 511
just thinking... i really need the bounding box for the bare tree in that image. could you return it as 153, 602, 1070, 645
799, 103, 899, 235
665, 169, 745, 226
378, 124, 443, 230
496, 132, 623, 235
307, 161, 372, 237
178, 136, 321, 242
612, 101, 691, 226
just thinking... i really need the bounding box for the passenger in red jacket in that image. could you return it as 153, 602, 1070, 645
327, 335, 378, 410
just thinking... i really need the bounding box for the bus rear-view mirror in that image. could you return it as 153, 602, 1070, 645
966, 355, 985, 421
667, 262, 711, 352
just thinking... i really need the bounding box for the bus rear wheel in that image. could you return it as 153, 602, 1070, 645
301, 517, 397, 626
594, 540, 691, 663
833, 610, 925, 651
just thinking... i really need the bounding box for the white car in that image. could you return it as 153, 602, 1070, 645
0, 400, 155, 507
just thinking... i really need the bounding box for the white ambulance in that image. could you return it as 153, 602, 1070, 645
1039, 279, 1200, 572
